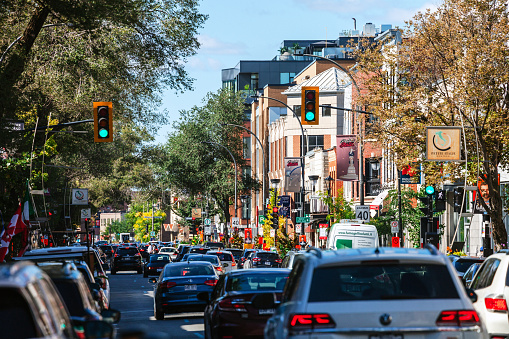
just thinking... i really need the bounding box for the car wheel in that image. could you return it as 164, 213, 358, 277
154, 306, 164, 320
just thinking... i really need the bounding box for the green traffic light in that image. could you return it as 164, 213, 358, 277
305, 111, 315, 121
99, 129, 109, 138
425, 186, 435, 195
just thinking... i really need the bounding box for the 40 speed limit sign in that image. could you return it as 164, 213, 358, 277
355, 205, 370, 222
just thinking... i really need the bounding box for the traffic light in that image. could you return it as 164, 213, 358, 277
418, 196, 432, 217
301, 86, 319, 125
453, 187, 465, 213
93, 102, 113, 142
434, 189, 446, 211
272, 207, 279, 229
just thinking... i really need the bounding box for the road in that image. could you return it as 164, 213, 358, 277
109, 270, 205, 339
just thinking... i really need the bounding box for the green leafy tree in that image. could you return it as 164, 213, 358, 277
320, 188, 355, 226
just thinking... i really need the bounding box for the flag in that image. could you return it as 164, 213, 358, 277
0, 181, 31, 261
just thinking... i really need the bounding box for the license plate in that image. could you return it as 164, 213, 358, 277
265, 261, 271, 265
185, 285, 197, 291
259, 308, 275, 315
370, 335, 403, 339
157, 268, 162, 272
123, 257, 131, 261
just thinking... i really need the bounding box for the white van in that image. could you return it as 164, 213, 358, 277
327, 222, 379, 250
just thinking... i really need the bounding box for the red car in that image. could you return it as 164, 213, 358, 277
199, 268, 290, 339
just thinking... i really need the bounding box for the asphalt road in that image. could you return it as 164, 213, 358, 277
109, 270, 205, 339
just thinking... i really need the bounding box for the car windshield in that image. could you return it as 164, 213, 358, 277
227, 273, 289, 291
117, 248, 139, 255
188, 256, 219, 265
308, 264, 459, 302
0, 288, 37, 338
257, 252, 279, 260
190, 247, 209, 254
159, 248, 175, 253
53, 280, 86, 316
164, 265, 214, 276
149, 254, 170, 263
227, 249, 243, 259
210, 253, 233, 262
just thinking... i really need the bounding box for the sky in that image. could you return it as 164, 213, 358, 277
153, 0, 439, 144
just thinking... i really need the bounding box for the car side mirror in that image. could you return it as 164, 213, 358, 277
101, 308, 121, 324
83, 320, 114, 339
197, 291, 210, 303
251, 293, 276, 309
148, 278, 157, 283
466, 288, 478, 303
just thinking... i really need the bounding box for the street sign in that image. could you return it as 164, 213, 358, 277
258, 215, 266, 224
319, 223, 328, 240
80, 208, 91, 219
355, 205, 370, 222
231, 217, 240, 228
391, 221, 399, 233
295, 224, 302, 233
192, 208, 201, 219
150, 231, 155, 236
296, 216, 310, 223
270, 229, 275, 237
392, 236, 400, 247
204, 218, 211, 225
204, 226, 211, 235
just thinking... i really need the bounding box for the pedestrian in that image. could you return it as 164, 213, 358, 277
147, 243, 154, 254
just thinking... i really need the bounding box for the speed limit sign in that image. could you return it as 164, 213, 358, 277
355, 205, 370, 222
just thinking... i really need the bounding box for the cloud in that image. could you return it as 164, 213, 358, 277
197, 35, 247, 55
187, 56, 224, 71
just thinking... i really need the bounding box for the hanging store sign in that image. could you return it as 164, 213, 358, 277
336, 135, 359, 181
284, 157, 302, 192
426, 127, 462, 161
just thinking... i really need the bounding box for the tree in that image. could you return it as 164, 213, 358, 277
320, 188, 355, 226
354, 0, 509, 247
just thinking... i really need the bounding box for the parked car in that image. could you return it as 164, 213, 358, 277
244, 250, 281, 269
207, 250, 237, 273
110, 246, 143, 274
159, 246, 178, 261
281, 250, 304, 269
200, 268, 290, 339
186, 254, 225, 275
239, 249, 257, 269
463, 262, 483, 288
149, 262, 219, 319
260, 246, 484, 339
73, 261, 109, 311
0, 261, 80, 339
449, 255, 485, 278
144, 254, 171, 278
470, 250, 509, 338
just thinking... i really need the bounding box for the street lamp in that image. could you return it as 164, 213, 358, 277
220, 122, 267, 212
201, 141, 238, 241
324, 175, 333, 197
252, 94, 307, 235
240, 194, 249, 226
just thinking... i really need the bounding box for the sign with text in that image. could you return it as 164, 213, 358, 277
204, 226, 211, 235
296, 216, 310, 223
191, 208, 201, 219
355, 205, 370, 222
231, 217, 240, 228
278, 195, 291, 217
284, 157, 302, 192
426, 126, 462, 161
392, 237, 400, 247
391, 221, 399, 233
400, 163, 421, 184
72, 188, 89, 205
319, 224, 328, 240
336, 135, 359, 181
80, 208, 91, 219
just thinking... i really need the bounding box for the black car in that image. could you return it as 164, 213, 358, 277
144, 254, 171, 278
139, 244, 150, 260
111, 246, 143, 274
189, 246, 211, 255
239, 249, 257, 269
449, 255, 485, 278
99, 244, 115, 260
245, 250, 281, 268
175, 245, 192, 262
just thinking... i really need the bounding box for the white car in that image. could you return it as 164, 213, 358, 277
261, 245, 487, 339
159, 246, 177, 260
470, 251, 509, 338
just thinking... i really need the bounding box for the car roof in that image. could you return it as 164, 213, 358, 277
0, 262, 48, 288
170, 261, 215, 267
187, 254, 218, 259
227, 268, 291, 276
37, 262, 83, 280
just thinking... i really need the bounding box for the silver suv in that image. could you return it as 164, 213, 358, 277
259, 246, 487, 339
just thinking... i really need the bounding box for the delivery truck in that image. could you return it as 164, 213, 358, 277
327, 222, 379, 250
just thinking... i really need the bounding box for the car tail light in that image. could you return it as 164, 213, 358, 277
436, 310, 480, 326
114, 254, 119, 257
161, 281, 177, 289
204, 279, 218, 286
134, 253, 141, 256
289, 313, 336, 331
215, 266, 222, 272
275, 259, 282, 263
253, 258, 261, 262
218, 297, 247, 312
111, 250, 114, 254
232, 262, 236, 266
485, 298, 508, 312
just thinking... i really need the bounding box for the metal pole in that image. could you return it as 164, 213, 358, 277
398, 170, 403, 247
251, 95, 307, 235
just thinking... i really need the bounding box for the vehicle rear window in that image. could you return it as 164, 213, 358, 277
308, 264, 459, 302
210, 253, 233, 262
165, 265, 214, 276
227, 273, 289, 291
188, 256, 219, 265
257, 252, 279, 260
117, 248, 139, 255
454, 259, 484, 273
53, 281, 86, 316
149, 255, 170, 263
0, 289, 37, 338
190, 247, 209, 254
228, 249, 243, 258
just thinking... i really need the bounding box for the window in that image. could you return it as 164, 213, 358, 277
301, 135, 324, 152
293, 105, 301, 119
472, 258, 500, 289
365, 158, 381, 196
280, 72, 296, 84
250, 73, 259, 91
322, 104, 331, 117
243, 137, 251, 159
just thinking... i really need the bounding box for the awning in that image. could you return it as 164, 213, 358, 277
370, 190, 389, 210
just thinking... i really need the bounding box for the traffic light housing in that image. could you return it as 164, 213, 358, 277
418, 196, 432, 217
301, 86, 319, 125
272, 207, 279, 229
453, 187, 465, 213
434, 189, 446, 211
93, 102, 113, 142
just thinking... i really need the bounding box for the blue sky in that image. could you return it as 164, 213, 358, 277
154, 0, 438, 144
